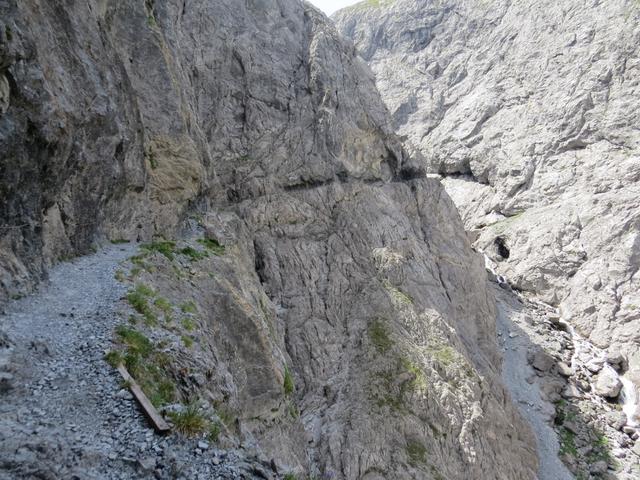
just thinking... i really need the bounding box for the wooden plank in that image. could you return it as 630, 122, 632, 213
117, 364, 171, 433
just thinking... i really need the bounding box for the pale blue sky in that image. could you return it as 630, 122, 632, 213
308, 0, 361, 15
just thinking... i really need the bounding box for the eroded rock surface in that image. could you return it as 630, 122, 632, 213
0, 1, 536, 479
334, 0, 640, 446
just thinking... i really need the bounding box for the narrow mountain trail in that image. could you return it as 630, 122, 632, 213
0, 244, 268, 480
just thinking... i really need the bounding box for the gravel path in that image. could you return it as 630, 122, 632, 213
494, 285, 574, 480
0, 244, 272, 480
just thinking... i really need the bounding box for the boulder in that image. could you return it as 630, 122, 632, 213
556, 362, 573, 377
594, 369, 623, 398
606, 411, 627, 431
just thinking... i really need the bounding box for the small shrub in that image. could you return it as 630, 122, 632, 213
126, 284, 157, 325
115, 326, 154, 356
429, 345, 457, 367
383, 279, 414, 306
559, 428, 577, 456
105, 350, 124, 368
283, 366, 295, 395
180, 301, 198, 314
287, 402, 300, 419
110, 325, 175, 407
168, 404, 209, 436
400, 357, 427, 391
180, 246, 208, 261
368, 320, 393, 354
182, 335, 194, 348
141, 241, 177, 260
154, 297, 173, 321
120, 379, 134, 389
406, 440, 427, 465
197, 238, 225, 255
111, 239, 130, 244
208, 422, 222, 442
182, 317, 195, 331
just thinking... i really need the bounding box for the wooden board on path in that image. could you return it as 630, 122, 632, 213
117, 364, 171, 433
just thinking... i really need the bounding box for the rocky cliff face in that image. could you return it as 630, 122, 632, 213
335, 0, 640, 409
0, 1, 536, 479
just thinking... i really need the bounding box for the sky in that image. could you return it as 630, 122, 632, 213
307, 0, 362, 16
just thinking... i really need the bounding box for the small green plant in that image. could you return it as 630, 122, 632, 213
111, 239, 130, 244
287, 402, 300, 419
400, 357, 427, 391
180, 300, 198, 314
208, 422, 222, 442
383, 279, 414, 306
115, 326, 154, 356
283, 366, 295, 395
147, 14, 157, 28
168, 405, 209, 436
154, 297, 173, 320
120, 379, 134, 389
141, 241, 177, 260
406, 440, 427, 466
559, 428, 577, 456
104, 350, 124, 368
428, 345, 457, 367
114, 269, 127, 282
180, 246, 208, 261
182, 335, 194, 348
182, 317, 196, 331
197, 238, 225, 255
368, 319, 393, 354
110, 325, 175, 407
126, 284, 157, 325
283, 474, 297, 480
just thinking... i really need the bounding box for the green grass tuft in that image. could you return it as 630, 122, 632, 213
559, 428, 577, 456
406, 440, 427, 466
126, 284, 157, 325
115, 326, 154, 356
168, 404, 209, 436
197, 238, 225, 255
208, 422, 222, 442
182, 317, 196, 331
154, 297, 173, 321
283, 366, 295, 396
368, 319, 393, 354
104, 350, 124, 368
180, 300, 198, 314
180, 246, 209, 261
141, 241, 177, 260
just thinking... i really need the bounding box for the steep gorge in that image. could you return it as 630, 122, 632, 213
0, 1, 537, 479
334, 0, 640, 478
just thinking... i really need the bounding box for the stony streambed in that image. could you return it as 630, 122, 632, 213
484, 252, 640, 479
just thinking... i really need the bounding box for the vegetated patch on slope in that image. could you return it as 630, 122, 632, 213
105, 236, 234, 441
553, 400, 617, 478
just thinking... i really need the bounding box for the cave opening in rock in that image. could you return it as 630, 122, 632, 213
494, 236, 510, 259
